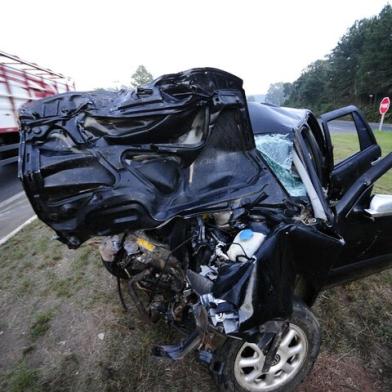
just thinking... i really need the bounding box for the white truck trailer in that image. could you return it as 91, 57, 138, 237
0, 50, 74, 166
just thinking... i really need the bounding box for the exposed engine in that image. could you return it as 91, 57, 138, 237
99, 211, 270, 334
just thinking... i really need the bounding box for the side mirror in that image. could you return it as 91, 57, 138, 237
365, 194, 392, 218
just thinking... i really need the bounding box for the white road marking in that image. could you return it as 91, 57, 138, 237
0, 215, 37, 246
0, 191, 25, 209
0, 190, 36, 246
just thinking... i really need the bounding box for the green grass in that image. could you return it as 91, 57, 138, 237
332, 130, 392, 161
6, 362, 40, 392
331, 130, 392, 193
51, 276, 83, 298
15, 277, 34, 297
30, 310, 54, 340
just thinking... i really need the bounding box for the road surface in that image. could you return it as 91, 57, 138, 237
0, 163, 22, 203
0, 163, 35, 244
328, 120, 392, 133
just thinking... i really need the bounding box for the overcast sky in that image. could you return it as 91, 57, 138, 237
1, 0, 390, 94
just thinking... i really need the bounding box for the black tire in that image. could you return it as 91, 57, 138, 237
213, 300, 320, 392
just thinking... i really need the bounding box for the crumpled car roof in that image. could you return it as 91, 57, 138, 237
18, 68, 288, 247
248, 102, 309, 135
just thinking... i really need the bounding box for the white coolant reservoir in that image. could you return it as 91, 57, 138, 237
227, 229, 266, 262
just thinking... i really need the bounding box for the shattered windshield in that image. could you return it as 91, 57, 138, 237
255, 133, 306, 197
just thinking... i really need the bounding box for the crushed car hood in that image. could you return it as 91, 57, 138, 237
18, 68, 288, 247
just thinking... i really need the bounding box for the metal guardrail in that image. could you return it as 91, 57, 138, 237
0, 142, 18, 153
0, 155, 18, 166
0, 142, 18, 166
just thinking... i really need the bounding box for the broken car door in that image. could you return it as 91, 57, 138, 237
318, 106, 392, 284
326, 152, 392, 285
320, 106, 381, 199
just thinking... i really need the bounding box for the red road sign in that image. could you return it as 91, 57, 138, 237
379, 97, 390, 115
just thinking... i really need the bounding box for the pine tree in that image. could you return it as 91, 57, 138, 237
282, 4, 392, 120
131, 65, 153, 88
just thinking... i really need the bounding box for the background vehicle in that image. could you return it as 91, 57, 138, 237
0, 50, 73, 166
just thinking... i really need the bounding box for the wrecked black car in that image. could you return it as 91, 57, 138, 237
18, 68, 392, 391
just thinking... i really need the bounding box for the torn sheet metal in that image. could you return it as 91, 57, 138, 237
201, 293, 240, 334
18, 68, 288, 248
204, 223, 344, 333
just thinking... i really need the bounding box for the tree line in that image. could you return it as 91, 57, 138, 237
266, 4, 392, 122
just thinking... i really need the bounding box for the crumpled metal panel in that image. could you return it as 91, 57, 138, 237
208, 223, 344, 334
18, 68, 288, 247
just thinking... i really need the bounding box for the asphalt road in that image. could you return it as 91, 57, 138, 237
328, 119, 392, 133
0, 163, 22, 203
0, 163, 35, 244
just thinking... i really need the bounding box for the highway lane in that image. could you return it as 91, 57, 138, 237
0, 163, 35, 244
0, 192, 36, 245
0, 163, 22, 203
327, 120, 392, 133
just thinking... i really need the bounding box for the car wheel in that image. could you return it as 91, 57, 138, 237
213, 301, 320, 392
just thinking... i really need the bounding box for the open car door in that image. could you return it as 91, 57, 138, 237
325, 152, 392, 286
320, 105, 381, 199
319, 106, 392, 286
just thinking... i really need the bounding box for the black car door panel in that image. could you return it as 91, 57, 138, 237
330, 153, 392, 277
320, 106, 380, 199
330, 144, 381, 199
335, 152, 392, 220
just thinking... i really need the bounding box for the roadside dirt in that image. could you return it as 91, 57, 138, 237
299, 353, 383, 392
0, 221, 391, 391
